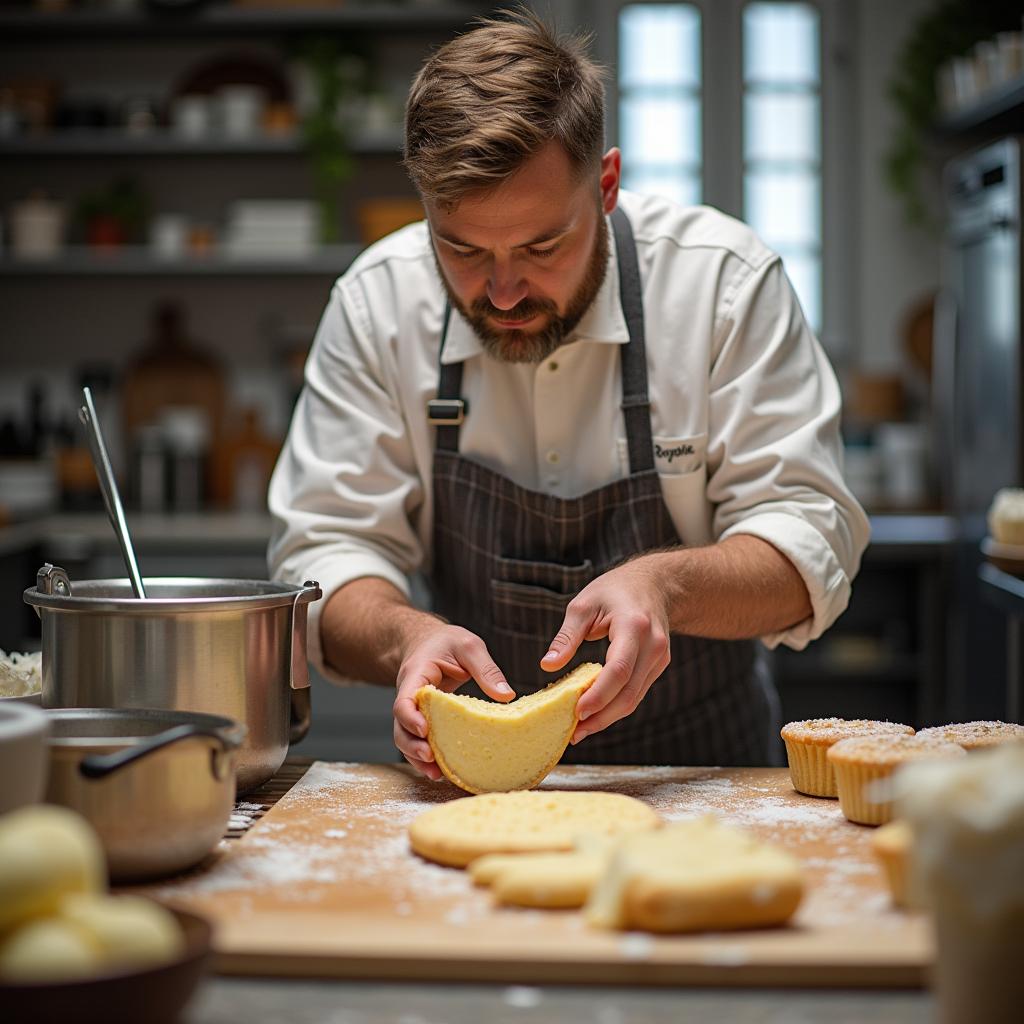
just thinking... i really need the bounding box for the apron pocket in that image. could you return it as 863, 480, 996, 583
493, 555, 594, 592
490, 557, 594, 641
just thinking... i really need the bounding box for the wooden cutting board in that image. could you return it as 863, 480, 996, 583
137, 762, 931, 987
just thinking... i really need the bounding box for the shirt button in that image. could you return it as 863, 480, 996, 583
548, 361, 559, 372
546, 450, 560, 465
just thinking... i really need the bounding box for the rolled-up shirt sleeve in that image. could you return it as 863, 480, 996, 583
268, 278, 424, 682
706, 256, 870, 650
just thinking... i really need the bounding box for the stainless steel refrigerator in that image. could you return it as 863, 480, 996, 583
935, 136, 1024, 721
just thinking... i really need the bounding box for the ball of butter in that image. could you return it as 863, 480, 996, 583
0, 917, 102, 981
0, 805, 107, 934
61, 894, 184, 970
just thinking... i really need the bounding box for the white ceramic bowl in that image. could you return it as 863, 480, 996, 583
0, 701, 50, 814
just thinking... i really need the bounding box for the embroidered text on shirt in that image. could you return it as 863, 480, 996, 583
655, 442, 696, 464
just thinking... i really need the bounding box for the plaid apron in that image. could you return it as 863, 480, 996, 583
428, 207, 772, 765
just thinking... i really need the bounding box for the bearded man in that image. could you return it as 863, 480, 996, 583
269, 11, 869, 771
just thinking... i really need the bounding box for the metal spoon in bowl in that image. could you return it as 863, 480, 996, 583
79, 386, 147, 599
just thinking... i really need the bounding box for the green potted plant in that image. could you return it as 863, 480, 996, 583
885, 0, 1023, 231
295, 39, 366, 244
76, 177, 150, 249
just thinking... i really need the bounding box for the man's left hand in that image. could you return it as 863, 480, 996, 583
541, 555, 672, 745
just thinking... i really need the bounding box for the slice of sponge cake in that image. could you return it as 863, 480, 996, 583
415, 662, 600, 794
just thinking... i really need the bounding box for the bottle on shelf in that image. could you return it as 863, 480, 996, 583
209, 406, 280, 513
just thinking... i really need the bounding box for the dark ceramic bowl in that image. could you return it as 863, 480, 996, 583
0, 907, 212, 1024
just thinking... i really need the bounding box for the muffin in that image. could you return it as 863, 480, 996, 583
988, 488, 1024, 546
780, 719, 915, 798
827, 734, 966, 826
871, 819, 915, 909
916, 721, 1024, 751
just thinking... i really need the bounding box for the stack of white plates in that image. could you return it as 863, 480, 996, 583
223, 200, 319, 259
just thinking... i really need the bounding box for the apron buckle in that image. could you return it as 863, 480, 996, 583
428, 398, 467, 426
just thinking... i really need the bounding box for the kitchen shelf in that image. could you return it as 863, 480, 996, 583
0, 130, 404, 157
0, 4, 491, 39
0, 245, 361, 277
934, 74, 1024, 138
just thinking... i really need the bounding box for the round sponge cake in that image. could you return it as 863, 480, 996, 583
409, 789, 661, 867
416, 663, 599, 794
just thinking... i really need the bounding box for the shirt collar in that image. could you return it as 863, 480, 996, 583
439, 214, 629, 365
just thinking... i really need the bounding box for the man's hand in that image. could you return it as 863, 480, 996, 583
393, 623, 515, 780
541, 537, 813, 746
541, 556, 672, 746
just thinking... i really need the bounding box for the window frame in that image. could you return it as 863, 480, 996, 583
587, 0, 857, 363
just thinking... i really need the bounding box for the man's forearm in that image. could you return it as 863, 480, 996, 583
320, 577, 443, 686
638, 535, 812, 639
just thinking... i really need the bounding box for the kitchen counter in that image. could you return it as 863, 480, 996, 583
166, 757, 935, 1022
184, 976, 932, 1022
129, 757, 937, 1024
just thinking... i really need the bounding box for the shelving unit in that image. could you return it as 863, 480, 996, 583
0, 2, 495, 378
0, 4, 495, 38
0, 131, 404, 158
0, 245, 362, 276
0, 2, 493, 277
935, 74, 1024, 138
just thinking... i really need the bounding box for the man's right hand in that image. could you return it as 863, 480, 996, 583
393, 623, 514, 780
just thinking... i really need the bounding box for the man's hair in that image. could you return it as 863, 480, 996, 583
404, 8, 606, 208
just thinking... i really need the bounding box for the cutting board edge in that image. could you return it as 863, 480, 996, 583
212, 949, 928, 989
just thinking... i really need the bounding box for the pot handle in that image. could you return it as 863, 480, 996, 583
287, 580, 320, 746
79, 722, 246, 780
289, 687, 312, 745
289, 580, 322, 692
31, 563, 72, 618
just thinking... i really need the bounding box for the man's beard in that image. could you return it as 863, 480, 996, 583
435, 212, 610, 364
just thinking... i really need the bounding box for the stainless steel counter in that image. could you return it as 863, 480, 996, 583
186, 977, 931, 1023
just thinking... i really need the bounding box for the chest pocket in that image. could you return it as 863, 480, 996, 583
617, 434, 707, 477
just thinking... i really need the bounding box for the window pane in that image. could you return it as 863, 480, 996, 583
620, 4, 701, 89
621, 96, 700, 166
745, 170, 819, 248
744, 92, 819, 163
743, 2, 819, 85
778, 251, 822, 332
621, 168, 701, 207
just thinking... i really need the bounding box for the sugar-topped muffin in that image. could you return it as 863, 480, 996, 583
780, 718, 915, 798
916, 721, 1024, 751
827, 734, 966, 826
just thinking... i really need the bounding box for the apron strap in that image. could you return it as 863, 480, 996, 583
432, 304, 463, 453
610, 205, 655, 475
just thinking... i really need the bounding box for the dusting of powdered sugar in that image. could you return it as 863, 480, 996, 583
149, 761, 905, 934
228, 801, 265, 830
148, 761, 487, 917
544, 765, 686, 790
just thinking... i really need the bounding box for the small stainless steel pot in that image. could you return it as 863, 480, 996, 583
45, 708, 246, 882
24, 566, 321, 793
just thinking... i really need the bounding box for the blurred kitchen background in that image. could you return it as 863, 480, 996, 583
1, 0, 1022, 762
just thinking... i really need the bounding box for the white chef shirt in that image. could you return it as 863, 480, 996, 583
268, 190, 870, 683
